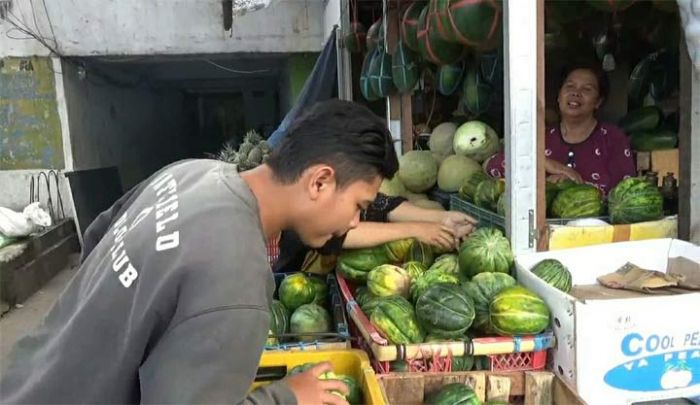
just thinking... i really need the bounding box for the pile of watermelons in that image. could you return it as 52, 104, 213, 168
267, 273, 336, 346
336, 228, 552, 372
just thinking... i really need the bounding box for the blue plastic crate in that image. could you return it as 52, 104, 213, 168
265, 273, 350, 351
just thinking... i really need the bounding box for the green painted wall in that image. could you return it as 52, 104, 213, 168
289, 52, 319, 103
0, 57, 63, 170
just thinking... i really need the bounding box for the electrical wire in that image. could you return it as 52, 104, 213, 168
202, 58, 270, 74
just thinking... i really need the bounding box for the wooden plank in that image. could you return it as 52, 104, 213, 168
536, 0, 547, 251
487, 375, 511, 402
552, 375, 586, 405
400, 92, 413, 153
525, 371, 554, 405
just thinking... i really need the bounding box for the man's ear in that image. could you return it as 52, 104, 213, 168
306, 165, 337, 201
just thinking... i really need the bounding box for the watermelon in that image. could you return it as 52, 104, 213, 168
401, 2, 425, 52
437, 155, 482, 193
267, 300, 290, 345
496, 192, 505, 216
458, 171, 488, 202
428, 254, 461, 277
630, 130, 678, 151
287, 362, 316, 376
370, 296, 425, 344
474, 178, 505, 212
380, 176, 407, 197
416, 284, 475, 337
343, 21, 366, 53
279, 273, 316, 311
308, 276, 329, 305
429, 122, 457, 158
440, 0, 502, 49
360, 48, 380, 101
366, 18, 385, 51
451, 354, 475, 372
403, 261, 428, 281
551, 184, 603, 219
618, 106, 663, 134
426, 383, 480, 405
290, 303, 332, 342
369, 50, 395, 98
384, 238, 414, 263
411, 268, 461, 303
458, 227, 513, 278
354, 286, 376, 308
453, 121, 500, 163
338, 374, 363, 405
461, 272, 516, 332
628, 55, 654, 107
531, 259, 573, 293
367, 264, 411, 298
337, 245, 390, 282
393, 41, 420, 93
398, 150, 439, 193
608, 177, 664, 224
489, 285, 550, 336
437, 61, 466, 96
407, 240, 435, 268
417, 6, 464, 66
462, 66, 494, 116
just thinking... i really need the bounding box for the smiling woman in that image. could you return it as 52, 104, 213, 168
484, 62, 636, 195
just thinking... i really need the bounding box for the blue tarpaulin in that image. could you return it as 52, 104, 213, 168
267, 28, 338, 147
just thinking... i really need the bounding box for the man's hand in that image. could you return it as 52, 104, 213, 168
410, 222, 459, 251
284, 363, 349, 405
439, 211, 478, 243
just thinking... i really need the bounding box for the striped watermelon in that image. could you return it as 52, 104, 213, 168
401, 2, 425, 52
608, 177, 664, 224
369, 50, 395, 98
458, 171, 488, 202
360, 48, 380, 101
462, 65, 494, 116
366, 18, 385, 51
437, 60, 465, 96
551, 184, 603, 219
416, 284, 475, 337
407, 240, 435, 268
267, 299, 290, 345
392, 42, 420, 93
458, 227, 513, 278
417, 6, 464, 66
461, 272, 516, 333
343, 21, 366, 53
436, 0, 502, 49
489, 285, 550, 336
531, 259, 572, 293
474, 178, 505, 212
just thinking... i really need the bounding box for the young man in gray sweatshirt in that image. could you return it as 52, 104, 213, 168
0, 100, 398, 405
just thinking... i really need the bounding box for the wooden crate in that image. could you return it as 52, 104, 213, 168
379, 371, 586, 405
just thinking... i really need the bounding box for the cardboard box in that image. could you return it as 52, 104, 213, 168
516, 239, 700, 404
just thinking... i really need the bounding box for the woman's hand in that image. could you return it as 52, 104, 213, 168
545, 158, 583, 183
284, 363, 349, 405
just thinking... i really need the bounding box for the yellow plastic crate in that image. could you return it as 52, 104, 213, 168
252, 349, 386, 405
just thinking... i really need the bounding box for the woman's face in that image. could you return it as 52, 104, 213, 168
558, 69, 603, 120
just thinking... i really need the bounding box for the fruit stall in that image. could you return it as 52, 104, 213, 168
247, 0, 700, 403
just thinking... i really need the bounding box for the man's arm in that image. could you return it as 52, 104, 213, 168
386, 201, 445, 223
342, 221, 457, 251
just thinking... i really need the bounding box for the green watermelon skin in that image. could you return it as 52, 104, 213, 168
401, 2, 425, 52
278, 273, 316, 311
360, 49, 380, 101
618, 106, 663, 134
370, 296, 425, 344
367, 264, 411, 298
408, 240, 435, 268
403, 261, 428, 281
458, 171, 488, 202
474, 178, 505, 212
366, 18, 385, 52
309, 276, 329, 305
343, 22, 366, 53
369, 50, 395, 98
551, 184, 603, 219
392, 42, 420, 93
458, 227, 513, 278
428, 254, 461, 277
608, 177, 664, 224
462, 66, 494, 116
416, 284, 475, 337
410, 268, 461, 303
489, 285, 550, 336
443, 0, 502, 50
290, 303, 332, 342
531, 259, 572, 293
338, 375, 363, 405
384, 238, 414, 264
426, 383, 480, 405
437, 61, 466, 96
461, 272, 516, 332
417, 6, 464, 66
630, 130, 678, 152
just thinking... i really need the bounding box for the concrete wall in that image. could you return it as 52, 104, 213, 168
60, 61, 192, 190
0, 57, 64, 170
0, 0, 325, 57
0, 170, 75, 218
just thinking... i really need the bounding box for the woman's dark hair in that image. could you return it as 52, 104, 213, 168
559, 61, 610, 101
266, 100, 399, 188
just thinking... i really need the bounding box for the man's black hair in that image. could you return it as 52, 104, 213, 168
266, 100, 399, 187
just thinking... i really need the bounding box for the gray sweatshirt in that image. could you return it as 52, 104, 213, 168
0, 159, 296, 404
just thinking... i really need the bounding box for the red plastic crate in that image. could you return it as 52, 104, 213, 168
337, 272, 552, 374
266, 233, 280, 266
